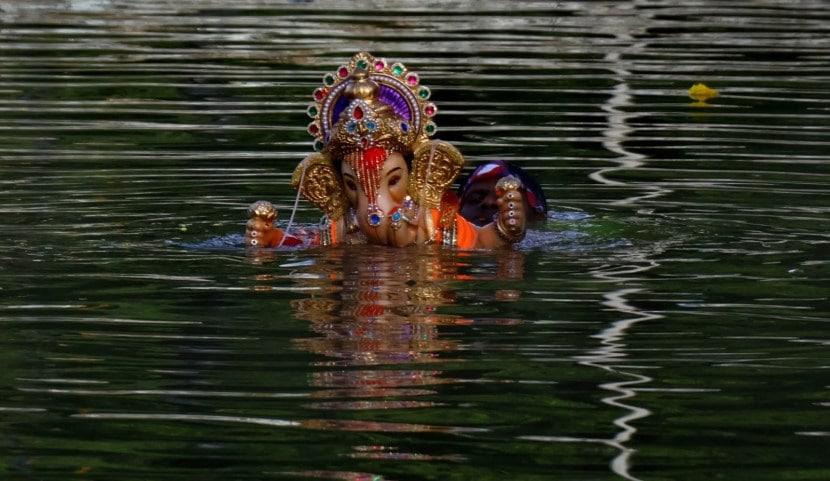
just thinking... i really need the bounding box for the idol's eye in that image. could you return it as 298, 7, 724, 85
388, 175, 402, 187
344, 179, 358, 191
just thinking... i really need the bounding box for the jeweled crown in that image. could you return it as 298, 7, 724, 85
306, 51, 439, 158
293, 52, 464, 221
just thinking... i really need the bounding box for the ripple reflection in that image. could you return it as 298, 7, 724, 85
287, 245, 522, 433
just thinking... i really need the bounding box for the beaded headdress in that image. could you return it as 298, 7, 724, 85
292, 52, 465, 224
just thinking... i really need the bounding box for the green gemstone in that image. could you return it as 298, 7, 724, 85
307, 105, 318, 117
314, 139, 325, 151
392, 63, 405, 76
323, 73, 336, 86
418, 86, 431, 99
357, 59, 368, 70
425, 121, 437, 135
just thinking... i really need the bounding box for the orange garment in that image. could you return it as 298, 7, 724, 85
428, 209, 478, 249
313, 218, 338, 246
454, 214, 478, 249
429, 191, 478, 249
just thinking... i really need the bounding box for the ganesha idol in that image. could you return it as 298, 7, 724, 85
245, 52, 526, 249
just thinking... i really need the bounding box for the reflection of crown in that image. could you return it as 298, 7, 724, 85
306, 52, 438, 157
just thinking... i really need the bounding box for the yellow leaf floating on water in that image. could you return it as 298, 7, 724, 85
689, 83, 718, 107
689, 83, 718, 100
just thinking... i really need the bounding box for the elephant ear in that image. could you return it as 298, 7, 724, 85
408, 140, 465, 209
292, 153, 349, 221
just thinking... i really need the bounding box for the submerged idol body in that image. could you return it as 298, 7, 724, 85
246, 52, 526, 249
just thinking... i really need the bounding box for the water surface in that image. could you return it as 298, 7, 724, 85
1, 1, 829, 480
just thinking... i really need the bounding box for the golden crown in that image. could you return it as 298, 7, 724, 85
305, 51, 439, 158
293, 52, 465, 221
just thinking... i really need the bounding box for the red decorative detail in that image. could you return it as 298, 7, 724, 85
313, 88, 328, 101
357, 304, 384, 317
338, 66, 350, 78
307, 122, 319, 135
353, 105, 364, 120
362, 147, 386, 169
425, 104, 436, 116
280, 235, 303, 247
345, 147, 388, 213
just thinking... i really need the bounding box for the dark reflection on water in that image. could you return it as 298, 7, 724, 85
2, 0, 830, 480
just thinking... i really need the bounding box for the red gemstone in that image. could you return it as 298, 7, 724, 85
338, 66, 349, 78
353, 106, 364, 120
307, 122, 319, 135
425, 104, 436, 116
313, 88, 328, 101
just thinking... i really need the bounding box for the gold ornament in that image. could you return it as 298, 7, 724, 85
291, 153, 348, 221
495, 174, 523, 195
247, 200, 277, 221
408, 140, 465, 208
325, 70, 418, 162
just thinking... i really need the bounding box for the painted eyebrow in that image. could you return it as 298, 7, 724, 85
384, 167, 403, 177
342, 172, 358, 188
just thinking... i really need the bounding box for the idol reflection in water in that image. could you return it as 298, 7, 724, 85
288, 245, 525, 404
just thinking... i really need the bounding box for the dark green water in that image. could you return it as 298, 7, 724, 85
1, 1, 828, 480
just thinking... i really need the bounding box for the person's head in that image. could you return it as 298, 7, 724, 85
457, 160, 547, 226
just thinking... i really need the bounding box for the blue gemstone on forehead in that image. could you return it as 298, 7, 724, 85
401, 122, 409, 132
366, 120, 376, 130
347, 122, 356, 133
